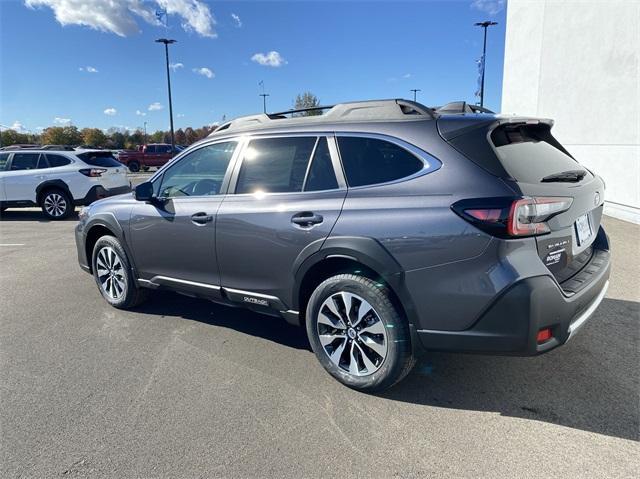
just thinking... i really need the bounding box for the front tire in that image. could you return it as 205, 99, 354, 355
306, 274, 415, 392
128, 161, 140, 173
92, 235, 149, 309
40, 189, 73, 220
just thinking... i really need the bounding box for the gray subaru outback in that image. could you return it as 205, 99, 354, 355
75, 99, 611, 392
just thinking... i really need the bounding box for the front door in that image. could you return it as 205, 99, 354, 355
129, 140, 239, 291
216, 135, 347, 309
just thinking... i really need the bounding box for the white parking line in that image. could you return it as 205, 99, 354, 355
0, 244, 25, 246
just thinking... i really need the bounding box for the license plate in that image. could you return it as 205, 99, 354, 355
575, 213, 592, 246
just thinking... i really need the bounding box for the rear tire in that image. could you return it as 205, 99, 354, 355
40, 189, 73, 220
306, 274, 415, 392
91, 235, 149, 309
128, 161, 140, 173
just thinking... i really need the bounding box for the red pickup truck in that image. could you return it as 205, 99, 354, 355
117, 144, 182, 172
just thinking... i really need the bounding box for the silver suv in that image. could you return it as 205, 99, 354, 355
75, 99, 611, 391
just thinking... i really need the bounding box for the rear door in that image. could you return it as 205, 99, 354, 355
216, 135, 347, 308
4, 152, 44, 202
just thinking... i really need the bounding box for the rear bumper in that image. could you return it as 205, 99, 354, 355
416, 236, 611, 356
75, 184, 131, 206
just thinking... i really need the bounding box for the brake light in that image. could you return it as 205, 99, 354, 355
452, 196, 572, 238
79, 168, 107, 177
537, 328, 553, 343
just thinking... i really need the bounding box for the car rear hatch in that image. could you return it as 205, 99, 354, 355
440, 116, 607, 292
77, 151, 129, 189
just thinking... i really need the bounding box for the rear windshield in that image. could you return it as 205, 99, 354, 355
491, 125, 592, 183
77, 151, 122, 167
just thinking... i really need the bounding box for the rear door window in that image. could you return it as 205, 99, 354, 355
337, 136, 423, 187
0, 153, 10, 170
235, 137, 317, 194
10, 153, 40, 170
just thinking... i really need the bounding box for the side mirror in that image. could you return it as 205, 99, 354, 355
135, 181, 154, 202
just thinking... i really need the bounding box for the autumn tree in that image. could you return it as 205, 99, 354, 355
175, 128, 187, 145
81, 128, 107, 147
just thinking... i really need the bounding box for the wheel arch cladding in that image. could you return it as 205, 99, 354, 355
293, 236, 419, 326
84, 216, 126, 274
36, 179, 72, 203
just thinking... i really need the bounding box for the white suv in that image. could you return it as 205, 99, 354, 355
0, 150, 130, 219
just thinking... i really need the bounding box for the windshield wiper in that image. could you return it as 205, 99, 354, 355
541, 169, 587, 183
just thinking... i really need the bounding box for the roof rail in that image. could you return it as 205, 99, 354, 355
210, 99, 438, 136
435, 101, 495, 115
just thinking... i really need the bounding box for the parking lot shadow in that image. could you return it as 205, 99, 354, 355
133, 291, 311, 351
382, 297, 640, 442
0, 210, 79, 222
133, 293, 638, 441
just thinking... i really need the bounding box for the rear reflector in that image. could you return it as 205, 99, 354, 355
537, 328, 553, 343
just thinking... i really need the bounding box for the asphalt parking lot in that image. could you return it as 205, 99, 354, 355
1, 203, 638, 477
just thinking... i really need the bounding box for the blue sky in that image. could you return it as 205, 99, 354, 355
0, 0, 506, 134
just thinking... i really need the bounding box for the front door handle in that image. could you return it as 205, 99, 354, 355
191, 212, 213, 225
291, 212, 323, 227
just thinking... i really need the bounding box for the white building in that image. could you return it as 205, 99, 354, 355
502, 0, 639, 223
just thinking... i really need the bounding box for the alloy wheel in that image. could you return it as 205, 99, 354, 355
43, 193, 67, 217
317, 291, 388, 376
96, 246, 127, 300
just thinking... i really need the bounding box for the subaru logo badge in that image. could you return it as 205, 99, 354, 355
594, 192, 600, 206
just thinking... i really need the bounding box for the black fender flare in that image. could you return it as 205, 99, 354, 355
83, 213, 138, 276
291, 236, 419, 325
36, 179, 72, 203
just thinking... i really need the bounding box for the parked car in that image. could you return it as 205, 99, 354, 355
117, 143, 181, 172
0, 144, 41, 150
0, 150, 130, 219
75, 99, 610, 391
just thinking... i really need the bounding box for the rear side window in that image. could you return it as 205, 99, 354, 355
491, 125, 591, 183
10, 153, 40, 170
0, 153, 9, 170
77, 152, 122, 167
337, 137, 423, 187
235, 137, 316, 194
46, 154, 72, 167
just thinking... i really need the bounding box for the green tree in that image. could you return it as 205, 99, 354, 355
81, 128, 107, 147
0, 129, 34, 147
293, 92, 322, 116
150, 131, 164, 143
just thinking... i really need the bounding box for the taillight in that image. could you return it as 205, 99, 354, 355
79, 168, 107, 177
452, 196, 572, 238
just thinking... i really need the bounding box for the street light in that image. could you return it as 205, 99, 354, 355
259, 93, 270, 113
143, 121, 147, 145
155, 38, 176, 152
474, 21, 497, 108
410, 89, 421, 102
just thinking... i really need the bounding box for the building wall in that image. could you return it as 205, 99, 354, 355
502, 0, 640, 223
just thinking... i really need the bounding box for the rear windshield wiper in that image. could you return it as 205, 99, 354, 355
541, 169, 587, 183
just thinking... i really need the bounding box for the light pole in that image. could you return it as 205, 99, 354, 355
259, 93, 270, 113
474, 21, 497, 108
155, 38, 176, 151
143, 121, 147, 145
410, 89, 421, 102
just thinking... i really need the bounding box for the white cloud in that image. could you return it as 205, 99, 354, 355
231, 13, 241, 28
54, 117, 72, 125
104, 107, 117, 116
177, 113, 185, 118
403, 73, 412, 79
471, 0, 505, 15
251, 51, 287, 67
25, 0, 216, 38
135, 110, 147, 116
79, 65, 98, 73
169, 62, 184, 71
192, 67, 214, 78
10, 121, 25, 132
148, 102, 164, 111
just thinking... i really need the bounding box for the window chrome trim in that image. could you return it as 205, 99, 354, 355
334, 132, 442, 189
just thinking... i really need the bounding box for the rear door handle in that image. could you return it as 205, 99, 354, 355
191, 212, 213, 225
291, 212, 323, 227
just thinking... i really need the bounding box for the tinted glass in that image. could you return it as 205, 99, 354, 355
0, 153, 9, 170
157, 145, 172, 153
492, 126, 590, 183
46, 154, 72, 167
158, 142, 237, 197
236, 137, 316, 194
146, 145, 157, 153
77, 151, 122, 167
10, 153, 40, 170
337, 137, 423, 187
304, 137, 338, 191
